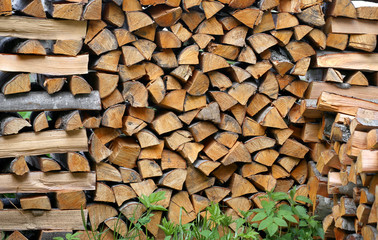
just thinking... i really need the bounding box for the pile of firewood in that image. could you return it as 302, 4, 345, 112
0, 0, 377, 239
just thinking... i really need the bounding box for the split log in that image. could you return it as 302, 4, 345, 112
38, 76, 66, 95
317, 92, 378, 116
0, 113, 31, 135
0, 209, 88, 231
0, 129, 88, 158
0, 0, 12, 15
305, 82, 378, 100
314, 52, 378, 71
25, 156, 61, 172
56, 190, 86, 209
1, 156, 29, 176
54, 110, 83, 131
15, 39, 46, 55
0, 73, 31, 95
325, 17, 378, 34
20, 195, 51, 210
0, 54, 88, 75
0, 16, 87, 40
52, 152, 90, 172
0, 172, 95, 193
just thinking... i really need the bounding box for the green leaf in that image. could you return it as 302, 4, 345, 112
277, 209, 293, 218
267, 223, 278, 237
150, 205, 168, 211
252, 208, 264, 213
295, 195, 313, 205
200, 230, 212, 238
148, 191, 166, 204
295, 205, 308, 219
138, 195, 149, 208
279, 204, 292, 212
252, 212, 267, 222
261, 200, 275, 215
18, 111, 32, 119
284, 215, 297, 223
235, 217, 246, 229
317, 227, 325, 238
258, 216, 273, 231
273, 217, 288, 227
299, 220, 308, 227
271, 192, 288, 201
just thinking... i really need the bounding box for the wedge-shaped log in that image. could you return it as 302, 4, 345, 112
56, 191, 86, 210
0, 16, 87, 40
168, 191, 196, 225
0, 171, 95, 193
0, 129, 87, 158
0, 54, 88, 75
0, 91, 100, 112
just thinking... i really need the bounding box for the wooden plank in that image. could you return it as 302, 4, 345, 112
317, 92, 378, 116
0, 54, 88, 75
0, 16, 87, 40
305, 82, 378, 100
0, 172, 95, 193
325, 17, 378, 34
314, 52, 378, 71
0, 209, 87, 230
0, 91, 101, 111
0, 129, 88, 158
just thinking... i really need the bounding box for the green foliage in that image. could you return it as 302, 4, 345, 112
60, 187, 323, 240
159, 202, 259, 240
53, 232, 82, 240
0, 193, 16, 198
18, 111, 32, 119
251, 187, 324, 240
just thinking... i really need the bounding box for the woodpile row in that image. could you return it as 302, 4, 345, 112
0, 0, 377, 239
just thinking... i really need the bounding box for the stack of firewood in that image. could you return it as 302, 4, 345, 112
0, 0, 377, 239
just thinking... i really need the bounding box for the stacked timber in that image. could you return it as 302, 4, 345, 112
0, 0, 376, 239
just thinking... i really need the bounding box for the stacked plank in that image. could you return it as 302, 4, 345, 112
0, 0, 376, 239
0, 4, 100, 238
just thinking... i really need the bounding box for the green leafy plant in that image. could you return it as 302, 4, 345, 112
159, 202, 259, 240
250, 187, 324, 240
60, 188, 322, 240
18, 111, 32, 119
53, 232, 82, 240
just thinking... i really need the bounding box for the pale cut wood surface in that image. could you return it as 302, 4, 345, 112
326, 17, 378, 34
0, 54, 88, 75
0, 91, 101, 111
0, 172, 95, 193
0, 129, 88, 158
0, 16, 87, 40
0, 209, 88, 230
314, 52, 378, 71
305, 82, 378, 100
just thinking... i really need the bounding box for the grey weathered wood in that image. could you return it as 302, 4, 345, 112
0, 91, 101, 111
